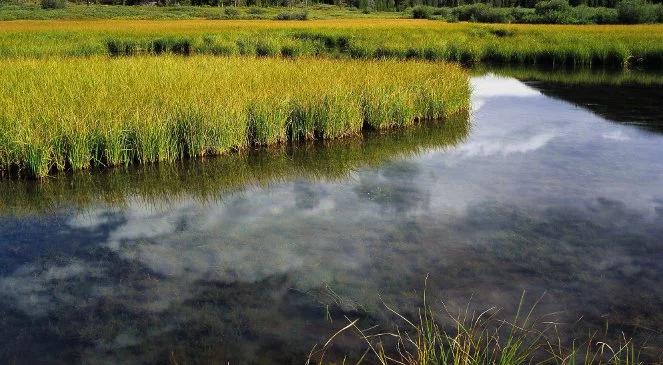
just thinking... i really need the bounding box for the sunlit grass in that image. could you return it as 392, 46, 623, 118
0, 20, 661, 68
0, 115, 469, 214
0, 55, 469, 178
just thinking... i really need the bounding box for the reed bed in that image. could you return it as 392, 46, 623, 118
0, 116, 469, 214
0, 55, 469, 178
0, 20, 662, 68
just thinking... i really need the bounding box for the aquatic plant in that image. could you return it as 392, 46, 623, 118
0, 55, 469, 178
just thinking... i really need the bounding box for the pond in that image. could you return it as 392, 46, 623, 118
0, 72, 662, 363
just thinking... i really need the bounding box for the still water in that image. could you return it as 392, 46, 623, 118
0, 74, 662, 364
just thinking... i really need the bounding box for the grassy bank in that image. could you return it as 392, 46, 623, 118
1, 19, 662, 68
0, 55, 469, 178
0, 116, 469, 214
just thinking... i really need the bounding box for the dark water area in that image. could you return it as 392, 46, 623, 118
1, 73, 663, 364
528, 82, 663, 133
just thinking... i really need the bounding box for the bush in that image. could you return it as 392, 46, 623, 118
40, 0, 66, 9
617, 0, 659, 23
274, 10, 309, 20
411, 5, 433, 19
255, 39, 279, 57
571, 5, 618, 23
431, 7, 452, 18
452, 4, 515, 23
247, 6, 266, 14
535, 0, 571, 15
223, 6, 240, 18
106, 39, 139, 56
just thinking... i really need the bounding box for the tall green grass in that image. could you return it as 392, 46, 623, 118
0, 20, 662, 68
0, 115, 469, 214
0, 55, 469, 178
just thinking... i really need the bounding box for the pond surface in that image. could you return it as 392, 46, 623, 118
1, 73, 662, 364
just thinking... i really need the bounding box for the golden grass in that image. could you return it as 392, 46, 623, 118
0, 55, 469, 178
0, 20, 661, 67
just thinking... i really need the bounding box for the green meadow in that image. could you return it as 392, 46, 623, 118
1, 20, 662, 67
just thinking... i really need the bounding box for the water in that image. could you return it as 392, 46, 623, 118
1, 74, 662, 364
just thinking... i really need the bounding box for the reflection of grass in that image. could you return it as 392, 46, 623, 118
474, 65, 663, 86
0, 114, 469, 214
312, 290, 642, 365
0, 56, 468, 178
1, 20, 662, 68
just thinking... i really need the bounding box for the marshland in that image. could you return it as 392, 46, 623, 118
0, 56, 468, 177
1, 1, 663, 364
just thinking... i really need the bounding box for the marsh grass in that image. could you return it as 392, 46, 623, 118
309, 291, 645, 365
0, 55, 469, 178
0, 115, 469, 214
0, 21, 662, 68
471, 66, 663, 86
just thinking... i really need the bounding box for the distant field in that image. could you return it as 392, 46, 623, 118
1, 19, 662, 67
0, 4, 403, 20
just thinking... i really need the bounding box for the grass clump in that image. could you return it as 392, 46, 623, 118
310, 290, 645, 365
0, 56, 469, 178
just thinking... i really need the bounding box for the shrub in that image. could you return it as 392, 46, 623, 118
274, 10, 309, 20
224, 6, 240, 18
617, 0, 658, 23
452, 4, 515, 23
106, 39, 139, 56
431, 7, 452, 18
247, 6, 266, 14
511, 7, 536, 22
535, 0, 571, 15
411, 5, 433, 19
40, 0, 66, 9
571, 5, 618, 24
255, 39, 279, 57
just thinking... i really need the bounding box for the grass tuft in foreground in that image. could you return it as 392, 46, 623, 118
0, 55, 469, 179
310, 290, 645, 365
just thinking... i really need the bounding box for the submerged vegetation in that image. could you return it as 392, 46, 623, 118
0, 20, 662, 68
0, 56, 469, 178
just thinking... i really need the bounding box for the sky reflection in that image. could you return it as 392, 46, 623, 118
1, 75, 662, 363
